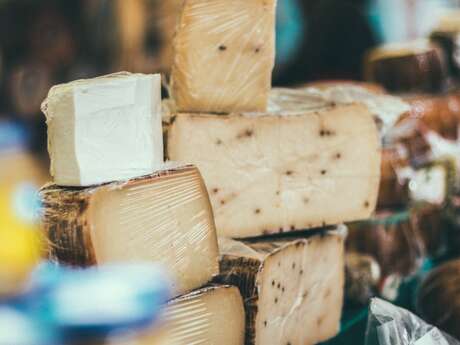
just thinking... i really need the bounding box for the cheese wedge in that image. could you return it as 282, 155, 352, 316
170, 0, 276, 113
41, 72, 163, 186
217, 227, 346, 345
127, 285, 245, 345
364, 40, 447, 93
40, 164, 219, 298
167, 92, 381, 238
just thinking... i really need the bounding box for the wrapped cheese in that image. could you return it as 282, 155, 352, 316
167, 88, 381, 238
124, 285, 245, 345
217, 226, 346, 345
170, 0, 276, 113
41, 72, 163, 187
40, 164, 219, 298
365, 40, 448, 93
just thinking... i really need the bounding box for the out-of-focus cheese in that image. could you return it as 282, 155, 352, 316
40, 164, 219, 298
170, 0, 276, 113
41, 72, 163, 186
167, 91, 381, 238
125, 285, 245, 345
218, 227, 346, 345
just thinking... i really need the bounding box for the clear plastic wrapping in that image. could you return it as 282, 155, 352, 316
170, 0, 276, 113
112, 285, 246, 345
217, 226, 346, 345
40, 163, 219, 299
365, 298, 460, 345
167, 89, 381, 238
41, 72, 163, 187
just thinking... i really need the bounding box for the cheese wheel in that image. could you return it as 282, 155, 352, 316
365, 40, 448, 93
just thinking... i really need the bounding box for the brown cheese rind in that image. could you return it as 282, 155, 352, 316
41, 185, 96, 266
365, 42, 448, 93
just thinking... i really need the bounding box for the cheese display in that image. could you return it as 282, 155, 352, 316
40, 164, 219, 298
364, 40, 448, 93
167, 91, 381, 238
217, 227, 345, 345
130, 285, 245, 345
41, 72, 163, 186
170, 0, 276, 113
417, 259, 460, 340
347, 209, 424, 277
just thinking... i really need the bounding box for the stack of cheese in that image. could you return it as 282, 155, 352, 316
39, 72, 245, 345
164, 1, 382, 344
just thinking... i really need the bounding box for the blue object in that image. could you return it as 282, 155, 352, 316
0, 262, 171, 345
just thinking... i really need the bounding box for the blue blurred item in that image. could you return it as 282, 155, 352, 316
0, 262, 171, 345
275, 0, 304, 69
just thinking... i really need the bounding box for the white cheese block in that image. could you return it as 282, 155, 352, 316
170, 0, 276, 113
40, 164, 219, 298
218, 226, 346, 345
41, 72, 163, 186
122, 285, 245, 345
167, 93, 381, 238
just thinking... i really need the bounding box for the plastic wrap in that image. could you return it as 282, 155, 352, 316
365, 298, 460, 345
170, 0, 276, 113
417, 259, 460, 340
364, 39, 448, 93
217, 226, 346, 345
167, 92, 381, 238
40, 163, 219, 299
41, 72, 163, 187
111, 285, 245, 345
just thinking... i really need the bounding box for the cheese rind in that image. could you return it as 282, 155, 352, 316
41, 72, 163, 186
170, 0, 276, 113
167, 100, 381, 238
365, 40, 447, 93
217, 227, 346, 345
40, 164, 219, 298
128, 285, 245, 345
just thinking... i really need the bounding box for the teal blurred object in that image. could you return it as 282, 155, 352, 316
0, 262, 171, 345
275, 0, 304, 68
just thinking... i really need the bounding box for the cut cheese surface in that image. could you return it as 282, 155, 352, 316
126, 285, 245, 345
218, 227, 346, 345
170, 0, 276, 113
167, 97, 381, 238
40, 164, 219, 298
42, 72, 163, 186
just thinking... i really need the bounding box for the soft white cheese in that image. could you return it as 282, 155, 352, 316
42, 72, 163, 186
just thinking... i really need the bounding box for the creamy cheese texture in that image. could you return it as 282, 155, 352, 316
170, 0, 276, 113
42, 72, 163, 186
167, 101, 381, 238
